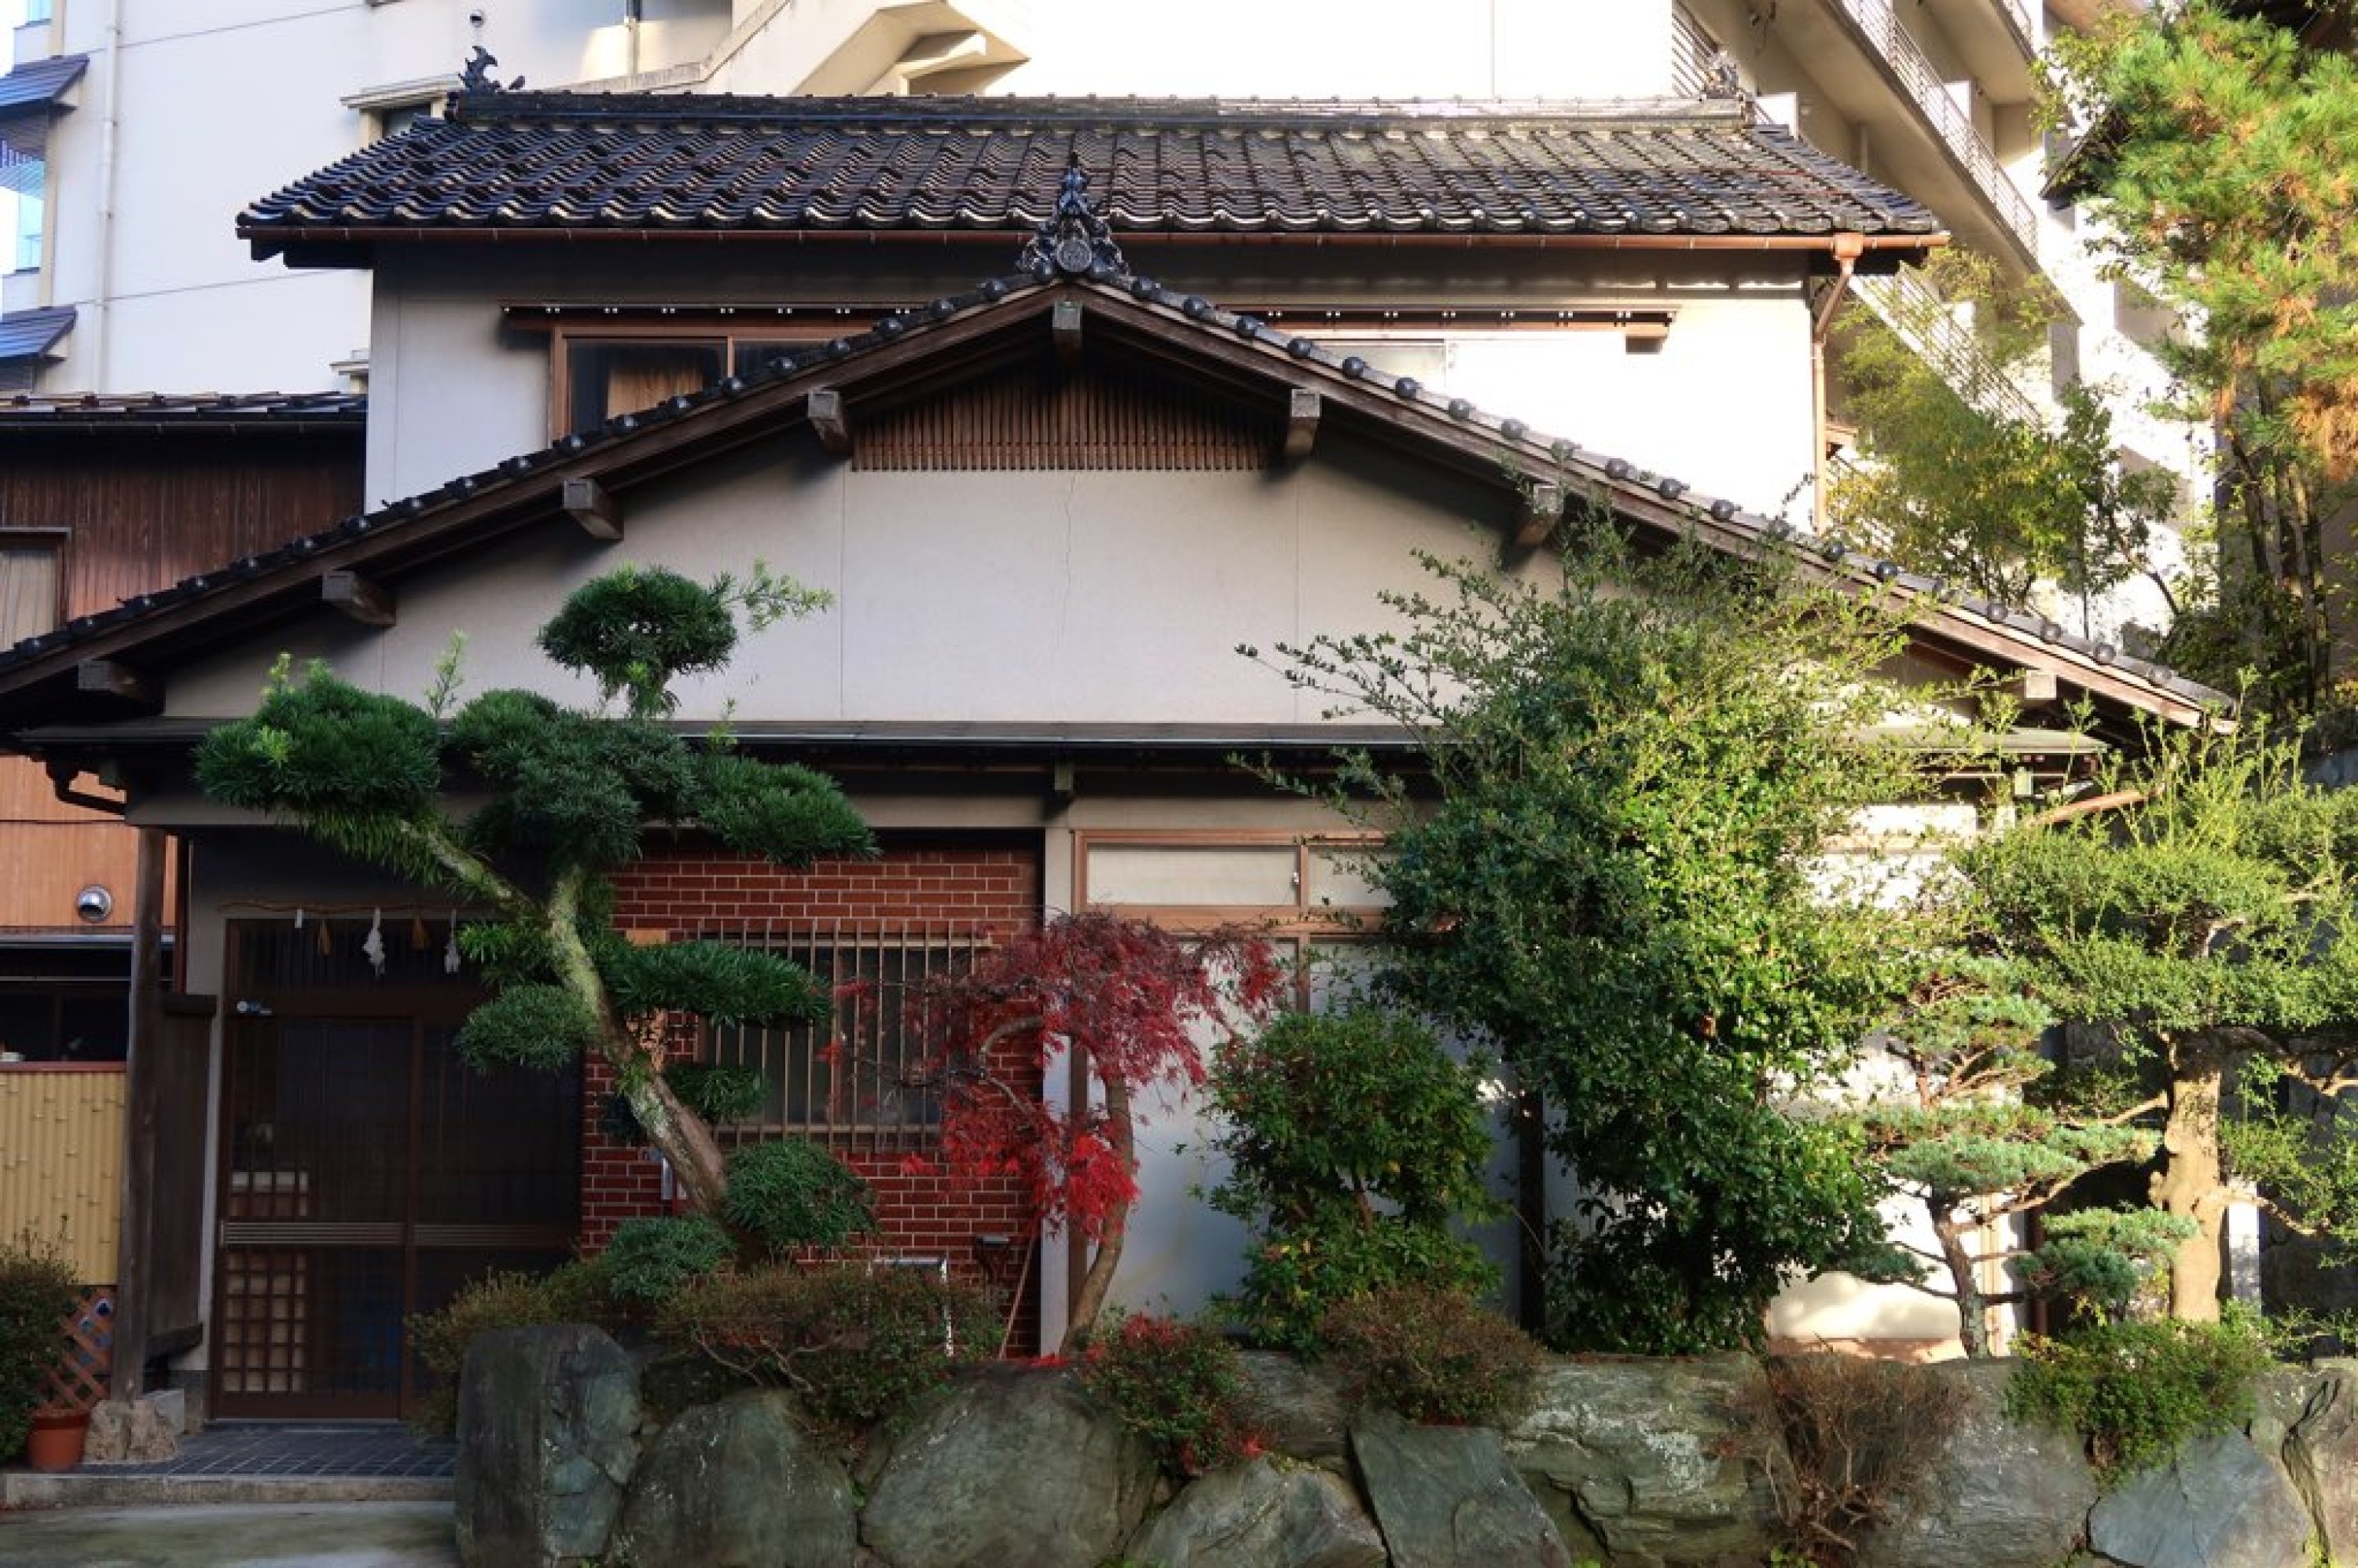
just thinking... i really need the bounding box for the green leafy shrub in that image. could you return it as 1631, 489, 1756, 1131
0, 1231, 78, 1460
720, 1137, 876, 1256
408, 1261, 609, 1437
1207, 1006, 1502, 1352
1319, 1284, 1540, 1426
597, 1214, 735, 1306
1739, 1354, 1970, 1565
660, 1264, 994, 1434
1230, 1205, 1498, 1355
2006, 1313, 2273, 1475
1078, 1313, 1260, 1477
665, 1062, 768, 1126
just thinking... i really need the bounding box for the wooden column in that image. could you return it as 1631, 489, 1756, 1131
109, 826, 167, 1401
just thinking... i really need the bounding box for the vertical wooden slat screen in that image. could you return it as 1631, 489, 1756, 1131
857, 358, 1270, 471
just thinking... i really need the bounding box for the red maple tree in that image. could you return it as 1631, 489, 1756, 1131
907, 912, 1280, 1351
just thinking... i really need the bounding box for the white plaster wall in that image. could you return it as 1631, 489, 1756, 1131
363, 248, 1819, 517
170, 431, 1541, 725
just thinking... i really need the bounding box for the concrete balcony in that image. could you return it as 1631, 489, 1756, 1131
1679, 0, 2040, 272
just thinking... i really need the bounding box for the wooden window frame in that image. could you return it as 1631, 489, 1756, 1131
0, 528, 67, 645
528, 315, 886, 439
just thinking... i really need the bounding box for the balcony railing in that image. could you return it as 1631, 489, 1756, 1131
1850, 268, 2048, 431
1832, 0, 2038, 254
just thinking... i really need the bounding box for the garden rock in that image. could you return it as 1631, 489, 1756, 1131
2086, 1430, 2312, 1568
1126, 1456, 1387, 1567
82, 1397, 178, 1463
612, 1390, 858, 1568
2272, 1361, 2358, 1566
1506, 1354, 1776, 1566
1859, 1359, 2098, 1568
858, 1366, 1156, 1568
1353, 1412, 1570, 1568
454, 1324, 642, 1568
1235, 1352, 1352, 1463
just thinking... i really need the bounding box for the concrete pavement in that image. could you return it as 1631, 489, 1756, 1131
0, 1500, 461, 1566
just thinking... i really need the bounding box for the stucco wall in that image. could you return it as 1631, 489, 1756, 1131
364, 245, 1819, 525
173, 428, 1562, 725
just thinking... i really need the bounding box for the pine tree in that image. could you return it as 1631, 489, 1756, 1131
196, 563, 873, 1215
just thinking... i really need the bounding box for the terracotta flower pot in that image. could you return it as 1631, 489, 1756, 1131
24, 1408, 89, 1472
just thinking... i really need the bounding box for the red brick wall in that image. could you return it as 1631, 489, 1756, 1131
586, 837, 1044, 1342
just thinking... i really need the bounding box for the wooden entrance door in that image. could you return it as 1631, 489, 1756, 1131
212, 921, 578, 1419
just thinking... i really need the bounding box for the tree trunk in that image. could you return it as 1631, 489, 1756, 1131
543, 879, 731, 1213
2154, 1040, 2229, 1321
617, 1052, 731, 1214
1933, 1207, 1991, 1357
1061, 1074, 1130, 1353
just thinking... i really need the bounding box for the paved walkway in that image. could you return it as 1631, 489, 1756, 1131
0, 1424, 460, 1566
0, 1500, 460, 1566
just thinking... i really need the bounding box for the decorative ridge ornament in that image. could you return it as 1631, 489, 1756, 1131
1018, 157, 1126, 278
459, 46, 525, 94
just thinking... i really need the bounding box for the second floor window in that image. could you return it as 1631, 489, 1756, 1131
0, 535, 61, 644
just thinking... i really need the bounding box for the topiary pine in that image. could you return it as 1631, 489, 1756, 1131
196, 563, 873, 1218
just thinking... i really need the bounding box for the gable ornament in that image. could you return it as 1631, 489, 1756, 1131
1018, 157, 1127, 279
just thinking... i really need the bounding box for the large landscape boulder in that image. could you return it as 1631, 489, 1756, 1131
610, 1389, 858, 1568
858, 1366, 1158, 1568
2086, 1430, 2313, 1568
1859, 1359, 2099, 1568
1506, 1354, 1777, 1567
1234, 1351, 1352, 1465
1126, 1456, 1387, 1568
454, 1324, 643, 1568
1353, 1413, 1571, 1568
2268, 1361, 2358, 1566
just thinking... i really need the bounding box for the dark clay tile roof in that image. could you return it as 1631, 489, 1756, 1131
0, 390, 366, 426
240, 93, 1942, 258
0, 53, 88, 116
0, 307, 75, 362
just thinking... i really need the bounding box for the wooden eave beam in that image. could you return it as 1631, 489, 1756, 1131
808, 388, 851, 455
561, 476, 624, 542
321, 570, 396, 626
1508, 481, 1564, 561
1283, 387, 1320, 460
77, 659, 156, 706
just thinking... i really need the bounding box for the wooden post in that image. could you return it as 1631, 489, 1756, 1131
110, 826, 167, 1401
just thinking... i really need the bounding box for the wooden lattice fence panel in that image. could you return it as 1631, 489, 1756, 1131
39, 1285, 114, 1412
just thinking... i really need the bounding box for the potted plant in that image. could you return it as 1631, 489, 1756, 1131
22, 1405, 89, 1471
1, 1229, 80, 1469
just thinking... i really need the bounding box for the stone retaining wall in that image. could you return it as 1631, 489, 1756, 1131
452, 1327, 2358, 1567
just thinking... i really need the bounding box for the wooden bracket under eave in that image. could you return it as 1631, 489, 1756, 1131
322, 570, 395, 626
78, 659, 157, 705
1504, 482, 1565, 564
808, 388, 852, 455
562, 476, 625, 542
1053, 299, 1084, 366
1284, 388, 1321, 460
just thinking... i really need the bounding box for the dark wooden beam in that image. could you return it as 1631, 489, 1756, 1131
1283, 387, 1320, 460
77, 659, 156, 704
321, 570, 395, 626
1508, 481, 1565, 560
808, 388, 851, 455
110, 827, 169, 1402
1053, 299, 1084, 366
560, 476, 625, 542
2013, 669, 2060, 705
